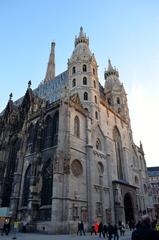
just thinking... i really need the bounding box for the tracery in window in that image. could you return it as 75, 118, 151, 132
84, 92, 88, 101
41, 159, 53, 206
22, 165, 31, 206
96, 138, 102, 150
74, 116, 80, 137
113, 126, 124, 180
52, 111, 59, 146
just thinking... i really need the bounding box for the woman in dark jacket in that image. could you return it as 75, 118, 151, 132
131, 215, 159, 240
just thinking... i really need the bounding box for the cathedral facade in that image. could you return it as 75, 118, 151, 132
0, 27, 150, 233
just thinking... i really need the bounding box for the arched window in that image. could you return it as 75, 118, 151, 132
74, 116, 80, 137
117, 97, 120, 104
27, 124, 34, 153
84, 92, 88, 101
135, 176, 139, 185
72, 78, 76, 87
96, 138, 102, 150
22, 165, 31, 207
93, 68, 96, 75
83, 64, 87, 72
94, 80, 96, 88
41, 160, 53, 206
72, 66, 76, 74
95, 111, 98, 119
83, 77, 87, 85
98, 162, 104, 185
52, 111, 59, 146
113, 126, 124, 180
43, 115, 53, 149
1, 139, 20, 207
95, 95, 97, 104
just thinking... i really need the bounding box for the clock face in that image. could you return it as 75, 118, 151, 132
71, 160, 83, 177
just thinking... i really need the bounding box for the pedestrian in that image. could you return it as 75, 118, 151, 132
80, 221, 85, 235
131, 214, 159, 240
121, 222, 125, 236
103, 224, 108, 238
91, 223, 97, 235
98, 221, 104, 238
77, 221, 81, 235
113, 224, 119, 240
107, 223, 114, 240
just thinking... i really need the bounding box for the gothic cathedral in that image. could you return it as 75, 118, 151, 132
0, 27, 150, 233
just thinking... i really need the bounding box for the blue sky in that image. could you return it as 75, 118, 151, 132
0, 0, 159, 166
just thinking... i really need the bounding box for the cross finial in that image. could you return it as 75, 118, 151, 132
28, 80, 31, 89
9, 92, 13, 100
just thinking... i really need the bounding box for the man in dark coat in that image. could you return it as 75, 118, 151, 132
131, 215, 159, 240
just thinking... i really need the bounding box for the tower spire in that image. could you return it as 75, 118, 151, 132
44, 41, 55, 83
75, 26, 89, 47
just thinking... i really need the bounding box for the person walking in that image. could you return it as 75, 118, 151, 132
98, 221, 104, 238
113, 224, 119, 240
77, 221, 81, 235
131, 214, 159, 240
80, 221, 85, 235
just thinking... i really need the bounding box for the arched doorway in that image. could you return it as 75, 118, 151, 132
124, 193, 134, 224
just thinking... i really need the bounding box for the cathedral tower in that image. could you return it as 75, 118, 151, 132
104, 59, 130, 121
68, 27, 100, 121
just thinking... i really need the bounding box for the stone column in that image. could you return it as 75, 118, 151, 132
85, 117, 94, 225
107, 153, 115, 224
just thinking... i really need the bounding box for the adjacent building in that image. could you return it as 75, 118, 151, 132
0, 27, 150, 233
147, 167, 159, 219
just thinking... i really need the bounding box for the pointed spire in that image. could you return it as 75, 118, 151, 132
44, 41, 55, 83
75, 26, 89, 47
28, 80, 31, 89
9, 92, 13, 101
79, 26, 84, 38
107, 59, 114, 71
104, 58, 119, 79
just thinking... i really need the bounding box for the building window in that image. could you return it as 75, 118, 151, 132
72, 66, 76, 74
84, 92, 88, 100
41, 159, 53, 206
117, 97, 120, 104
94, 80, 96, 88
83, 77, 87, 85
72, 78, 76, 87
74, 116, 80, 137
95, 95, 97, 104
22, 165, 31, 207
83, 64, 87, 72
95, 111, 98, 119
96, 202, 102, 217
93, 68, 96, 75
96, 138, 102, 150
113, 126, 124, 180
52, 111, 59, 146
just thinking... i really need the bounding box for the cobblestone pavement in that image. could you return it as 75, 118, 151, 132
0, 230, 132, 240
